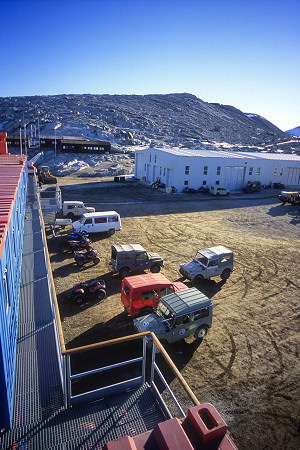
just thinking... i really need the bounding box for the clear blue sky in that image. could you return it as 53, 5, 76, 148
1, 0, 299, 130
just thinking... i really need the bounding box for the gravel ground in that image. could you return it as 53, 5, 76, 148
46, 177, 300, 450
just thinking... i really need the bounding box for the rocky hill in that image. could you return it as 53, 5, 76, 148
285, 126, 300, 137
0, 93, 295, 152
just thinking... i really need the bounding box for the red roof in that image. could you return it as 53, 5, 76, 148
123, 273, 174, 289
0, 154, 27, 257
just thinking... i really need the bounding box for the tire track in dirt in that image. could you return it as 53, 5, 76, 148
284, 278, 300, 290
245, 335, 254, 378
203, 325, 237, 379
134, 217, 198, 260
262, 325, 285, 375
232, 412, 298, 450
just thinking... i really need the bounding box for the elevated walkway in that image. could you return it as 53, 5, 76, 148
0, 177, 176, 449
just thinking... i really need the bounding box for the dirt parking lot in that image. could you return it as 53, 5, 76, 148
47, 177, 300, 450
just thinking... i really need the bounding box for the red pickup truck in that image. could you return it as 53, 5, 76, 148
121, 273, 188, 317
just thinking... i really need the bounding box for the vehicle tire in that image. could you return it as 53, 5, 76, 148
93, 257, 100, 264
226, 192, 230, 196
194, 325, 208, 341
221, 269, 231, 280
150, 264, 161, 273
193, 275, 204, 285
108, 228, 115, 236
96, 289, 106, 300
119, 267, 130, 279
139, 307, 153, 316
73, 294, 85, 304
216, 192, 221, 196
77, 259, 84, 267
66, 212, 74, 219
86, 245, 93, 251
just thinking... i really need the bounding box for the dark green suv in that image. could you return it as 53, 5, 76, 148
110, 244, 164, 279
133, 287, 212, 344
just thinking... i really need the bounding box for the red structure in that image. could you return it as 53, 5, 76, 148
102, 403, 237, 450
0, 132, 8, 154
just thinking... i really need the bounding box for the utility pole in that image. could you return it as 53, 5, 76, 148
54, 126, 57, 158
24, 123, 27, 155
37, 111, 41, 148
19, 126, 23, 157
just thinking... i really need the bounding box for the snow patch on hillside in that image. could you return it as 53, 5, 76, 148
30, 149, 135, 177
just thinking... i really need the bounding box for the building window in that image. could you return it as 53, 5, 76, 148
12, 228, 16, 258
256, 167, 261, 176
154, 155, 157, 163
203, 166, 208, 175
163, 168, 166, 176
216, 166, 221, 175
144, 164, 146, 171
150, 155, 151, 162
249, 167, 253, 175
185, 166, 190, 175
160, 167, 162, 175
3, 269, 10, 313
202, 180, 207, 185
280, 168, 283, 176
273, 168, 277, 176
108, 216, 119, 223
184, 180, 189, 185
216, 180, 220, 185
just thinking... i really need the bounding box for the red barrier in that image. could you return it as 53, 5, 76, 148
0, 132, 8, 154
188, 403, 228, 443
103, 435, 137, 450
154, 417, 194, 449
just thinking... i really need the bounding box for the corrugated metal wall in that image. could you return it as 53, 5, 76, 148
0, 154, 27, 429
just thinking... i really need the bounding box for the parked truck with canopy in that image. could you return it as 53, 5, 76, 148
179, 245, 234, 284
133, 287, 213, 344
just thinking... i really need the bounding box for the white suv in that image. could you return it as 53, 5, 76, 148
210, 186, 230, 196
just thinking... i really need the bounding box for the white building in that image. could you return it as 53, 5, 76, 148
134, 148, 300, 191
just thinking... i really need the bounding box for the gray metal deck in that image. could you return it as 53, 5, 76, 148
0, 177, 167, 449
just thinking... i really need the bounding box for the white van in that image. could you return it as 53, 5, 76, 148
72, 211, 121, 235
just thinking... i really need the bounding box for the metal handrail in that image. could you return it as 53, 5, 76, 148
70, 356, 144, 380
61, 332, 199, 410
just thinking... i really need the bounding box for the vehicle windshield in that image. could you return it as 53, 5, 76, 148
156, 302, 175, 328
157, 302, 172, 318
111, 246, 118, 263
194, 251, 208, 266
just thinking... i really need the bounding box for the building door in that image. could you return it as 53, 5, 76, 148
166, 168, 173, 187
286, 167, 300, 186
146, 164, 151, 181
152, 165, 157, 181
224, 166, 245, 190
